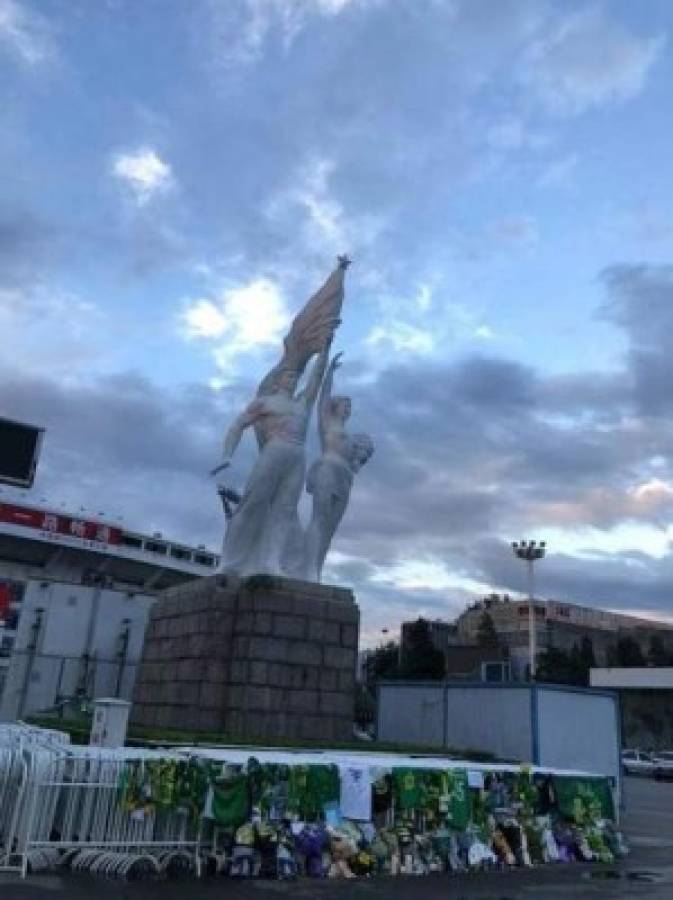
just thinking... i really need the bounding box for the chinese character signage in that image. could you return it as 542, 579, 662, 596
0, 502, 121, 546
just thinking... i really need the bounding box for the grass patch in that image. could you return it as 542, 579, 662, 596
26, 715, 496, 761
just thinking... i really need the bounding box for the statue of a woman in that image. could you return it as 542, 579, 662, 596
211, 259, 349, 577
215, 347, 330, 576
303, 352, 374, 581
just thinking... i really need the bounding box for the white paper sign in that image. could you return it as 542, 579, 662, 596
340, 767, 372, 821
467, 769, 484, 789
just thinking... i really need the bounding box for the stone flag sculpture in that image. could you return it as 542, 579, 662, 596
212, 257, 373, 581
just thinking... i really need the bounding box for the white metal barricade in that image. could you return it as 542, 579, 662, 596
0, 723, 70, 873
19, 746, 201, 878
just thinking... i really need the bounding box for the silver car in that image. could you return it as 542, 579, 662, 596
621, 749, 655, 776
652, 750, 673, 780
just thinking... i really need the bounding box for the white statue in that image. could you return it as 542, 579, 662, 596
212, 260, 349, 576
303, 352, 374, 581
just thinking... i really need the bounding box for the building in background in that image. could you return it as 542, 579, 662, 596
398, 595, 673, 683
399, 618, 510, 681
0, 494, 219, 721
455, 594, 673, 678
401, 618, 461, 657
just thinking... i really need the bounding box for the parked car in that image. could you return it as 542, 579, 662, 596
621, 749, 655, 776
652, 751, 673, 780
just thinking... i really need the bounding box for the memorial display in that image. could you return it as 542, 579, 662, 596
1, 725, 626, 882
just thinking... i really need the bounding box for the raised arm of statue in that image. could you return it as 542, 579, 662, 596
297, 344, 331, 409
318, 352, 342, 450
211, 399, 264, 475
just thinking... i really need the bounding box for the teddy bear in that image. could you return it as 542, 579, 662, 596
326, 827, 357, 878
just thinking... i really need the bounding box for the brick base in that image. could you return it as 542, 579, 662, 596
131, 574, 359, 742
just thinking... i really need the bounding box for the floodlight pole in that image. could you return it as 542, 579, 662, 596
511, 540, 547, 680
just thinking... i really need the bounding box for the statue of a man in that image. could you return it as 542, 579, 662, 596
215, 346, 331, 575
303, 352, 374, 581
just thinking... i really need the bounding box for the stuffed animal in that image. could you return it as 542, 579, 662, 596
229, 823, 259, 878
395, 824, 415, 875
429, 827, 452, 872
501, 821, 529, 866
447, 831, 466, 872
350, 849, 375, 877
276, 842, 297, 879
572, 827, 596, 862
536, 815, 560, 862
369, 835, 391, 875
294, 824, 327, 877
523, 822, 545, 864
254, 822, 279, 878
467, 838, 497, 868
326, 827, 357, 878
492, 827, 516, 866
411, 834, 434, 875
379, 829, 401, 875
553, 823, 577, 862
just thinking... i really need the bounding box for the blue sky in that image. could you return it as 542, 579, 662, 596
2, 0, 673, 643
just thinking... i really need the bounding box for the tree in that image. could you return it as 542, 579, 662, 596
537, 639, 595, 686
614, 636, 646, 667
648, 634, 673, 667
476, 612, 500, 648
363, 641, 401, 691
354, 682, 376, 728
578, 636, 596, 676
537, 647, 579, 685
400, 619, 445, 680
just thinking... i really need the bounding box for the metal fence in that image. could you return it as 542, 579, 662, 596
0, 725, 200, 877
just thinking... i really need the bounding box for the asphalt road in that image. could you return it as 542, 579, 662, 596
1, 777, 672, 899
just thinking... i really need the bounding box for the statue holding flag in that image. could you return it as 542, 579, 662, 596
212, 257, 361, 578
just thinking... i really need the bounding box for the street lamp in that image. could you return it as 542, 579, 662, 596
511, 539, 547, 680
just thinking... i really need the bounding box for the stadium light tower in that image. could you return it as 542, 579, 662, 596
511, 540, 546, 680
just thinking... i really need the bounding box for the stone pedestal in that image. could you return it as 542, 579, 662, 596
131, 574, 359, 742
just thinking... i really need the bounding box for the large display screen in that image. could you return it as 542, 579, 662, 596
0, 417, 44, 488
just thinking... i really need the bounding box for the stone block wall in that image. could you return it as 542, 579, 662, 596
131, 574, 359, 742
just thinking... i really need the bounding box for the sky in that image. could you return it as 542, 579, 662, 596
2, 0, 673, 644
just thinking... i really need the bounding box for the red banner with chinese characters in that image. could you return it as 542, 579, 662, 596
0, 503, 121, 545
0, 583, 10, 621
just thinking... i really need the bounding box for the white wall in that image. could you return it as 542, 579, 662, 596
591, 667, 673, 689
444, 687, 532, 761
377, 684, 446, 747
537, 688, 620, 782
0, 578, 153, 721
377, 683, 619, 781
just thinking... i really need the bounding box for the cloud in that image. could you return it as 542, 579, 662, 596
0, 210, 61, 286
617, 205, 673, 243
7, 256, 673, 636
206, 0, 375, 66
533, 479, 673, 532
601, 264, 673, 415
366, 321, 435, 356
111, 147, 174, 205
520, 6, 665, 115
265, 155, 386, 262
537, 153, 578, 188
485, 116, 549, 153
488, 214, 539, 246
0, 367, 234, 544
181, 277, 290, 378
0, 0, 55, 65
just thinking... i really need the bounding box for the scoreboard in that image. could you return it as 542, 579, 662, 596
0, 417, 44, 488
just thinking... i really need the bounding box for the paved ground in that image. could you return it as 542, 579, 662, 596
1, 777, 672, 899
